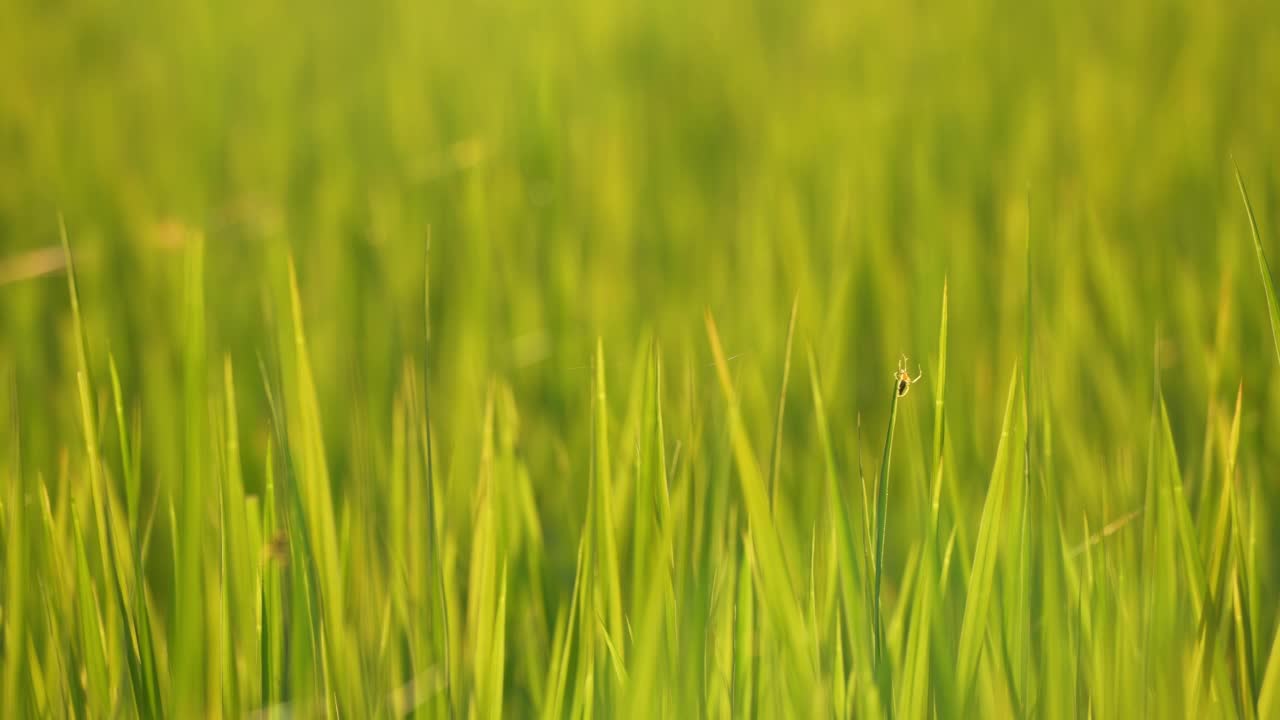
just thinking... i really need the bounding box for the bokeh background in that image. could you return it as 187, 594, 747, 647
2, 0, 1280, 716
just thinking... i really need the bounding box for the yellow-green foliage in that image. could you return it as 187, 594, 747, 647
2, 0, 1280, 717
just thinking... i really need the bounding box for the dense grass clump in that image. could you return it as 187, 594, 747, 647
3, 0, 1280, 717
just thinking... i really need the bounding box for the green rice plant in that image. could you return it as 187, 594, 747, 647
3, 3, 1280, 717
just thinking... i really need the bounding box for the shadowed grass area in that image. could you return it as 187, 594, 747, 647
3, 0, 1280, 716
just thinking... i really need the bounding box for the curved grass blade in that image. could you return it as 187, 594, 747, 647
1234, 162, 1280, 367
956, 366, 1020, 711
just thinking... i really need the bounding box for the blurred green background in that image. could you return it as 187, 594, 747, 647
4, 0, 1279, 471
3, 0, 1280, 716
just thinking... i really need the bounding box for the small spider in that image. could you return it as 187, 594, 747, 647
894, 355, 923, 397
265, 531, 290, 566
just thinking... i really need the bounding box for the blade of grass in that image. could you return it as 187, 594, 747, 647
807, 344, 867, 664
258, 341, 327, 713
1233, 162, 1280, 367
1159, 393, 1206, 621
705, 309, 816, 714
591, 338, 625, 686
871, 378, 899, 718
732, 540, 755, 719
107, 350, 164, 717
108, 356, 139, 544
468, 386, 500, 717
768, 296, 799, 511
63, 218, 159, 717
543, 536, 586, 720
72, 502, 112, 715
924, 279, 960, 716
259, 442, 283, 711
899, 541, 933, 720
3, 404, 26, 716
174, 231, 207, 714
1016, 198, 1034, 713
422, 243, 454, 717
956, 366, 1020, 711
219, 356, 251, 716
929, 279, 949, 524
1258, 618, 1280, 717
487, 566, 509, 720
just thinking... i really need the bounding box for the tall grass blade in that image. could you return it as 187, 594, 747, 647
423, 240, 454, 717
955, 366, 1020, 710
807, 344, 867, 664
705, 309, 816, 714
3, 406, 26, 716
591, 338, 625, 678
174, 232, 208, 713
768, 296, 799, 510
1234, 162, 1280, 366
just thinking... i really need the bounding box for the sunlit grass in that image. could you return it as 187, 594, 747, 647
3, 0, 1280, 717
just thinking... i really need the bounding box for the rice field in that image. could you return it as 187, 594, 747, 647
3, 0, 1280, 717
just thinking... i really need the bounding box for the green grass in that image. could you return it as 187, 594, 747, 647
4, 0, 1280, 716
